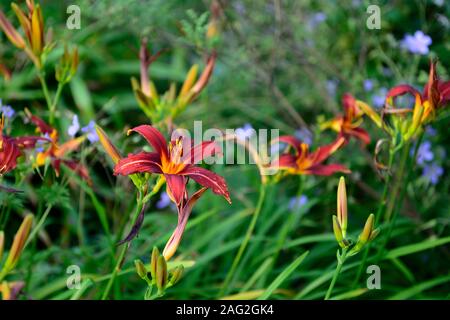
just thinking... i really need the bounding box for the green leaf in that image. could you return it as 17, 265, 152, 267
258, 251, 309, 300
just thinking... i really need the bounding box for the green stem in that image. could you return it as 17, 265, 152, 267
38, 72, 52, 111
220, 183, 267, 296
353, 147, 396, 285
49, 82, 64, 126
325, 248, 348, 300
101, 191, 145, 300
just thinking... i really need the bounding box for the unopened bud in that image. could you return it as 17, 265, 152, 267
169, 265, 184, 286
134, 259, 147, 280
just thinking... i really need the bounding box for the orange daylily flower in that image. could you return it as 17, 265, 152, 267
26, 111, 90, 183
273, 136, 350, 176
114, 125, 230, 205
321, 94, 370, 145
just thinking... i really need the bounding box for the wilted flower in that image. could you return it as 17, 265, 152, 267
401, 31, 432, 55
272, 136, 349, 176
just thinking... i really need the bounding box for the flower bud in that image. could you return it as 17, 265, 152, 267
332, 215, 348, 249
134, 259, 147, 280
95, 125, 121, 164
0, 231, 4, 262
150, 246, 160, 281
337, 177, 348, 238
156, 255, 168, 294
0, 11, 26, 49
169, 265, 184, 286
3, 214, 33, 274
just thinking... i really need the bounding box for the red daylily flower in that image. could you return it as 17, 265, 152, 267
0, 115, 42, 175
321, 94, 370, 145
26, 111, 90, 183
386, 61, 450, 124
273, 136, 350, 176
114, 125, 231, 206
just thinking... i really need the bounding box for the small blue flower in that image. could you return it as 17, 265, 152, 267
326, 80, 338, 97
401, 31, 432, 55
422, 163, 443, 185
294, 128, 313, 145
235, 123, 255, 141
35, 133, 50, 153
270, 141, 286, 156
414, 141, 434, 166
68, 115, 80, 137
81, 121, 99, 143
0, 99, 15, 118
308, 12, 327, 29
363, 79, 374, 92
156, 192, 176, 210
288, 195, 308, 212
372, 87, 388, 109
425, 126, 437, 137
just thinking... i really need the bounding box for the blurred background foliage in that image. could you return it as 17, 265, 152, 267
0, 0, 449, 299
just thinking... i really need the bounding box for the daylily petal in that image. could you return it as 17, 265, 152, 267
271, 154, 297, 169
62, 159, 91, 185
114, 152, 162, 176
190, 52, 216, 99
26, 111, 53, 134
278, 135, 302, 154
305, 163, 350, 176
347, 127, 370, 144
181, 166, 231, 203
13, 136, 48, 149
183, 140, 221, 165
54, 136, 85, 158
386, 84, 422, 110
310, 137, 345, 165
0, 139, 21, 174
356, 100, 383, 128
129, 125, 168, 160
165, 174, 187, 206
163, 187, 207, 261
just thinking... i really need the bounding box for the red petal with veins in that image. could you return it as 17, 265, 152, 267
129, 125, 168, 160
386, 85, 422, 108
181, 166, 231, 203
114, 152, 162, 176
28, 113, 53, 134
165, 174, 187, 206
184, 140, 221, 165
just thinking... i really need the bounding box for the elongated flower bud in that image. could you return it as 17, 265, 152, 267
150, 246, 160, 281
0, 11, 26, 49
3, 214, 33, 274
156, 255, 168, 294
332, 215, 348, 249
360, 213, 374, 244
134, 259, 147, 280
356, 100, 383, 129
169, 265, 184, 286
337, 177, 348, 238
179, 64, 198, 98
95, 125, 121, 164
